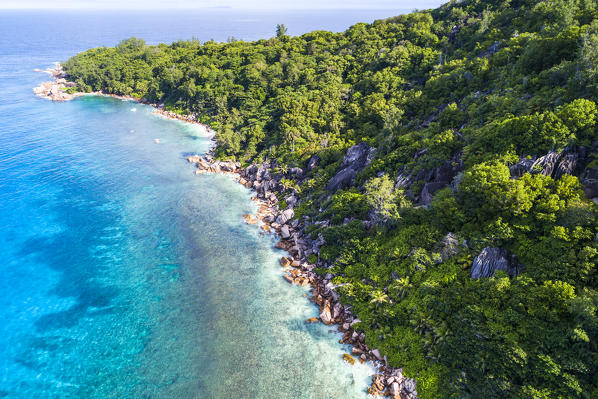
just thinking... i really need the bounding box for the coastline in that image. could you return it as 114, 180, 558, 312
34, 64, 416, 399
189, 157, 416, 399
33, 63, 216, 137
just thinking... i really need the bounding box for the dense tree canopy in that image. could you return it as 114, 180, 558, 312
64, 1, 598, 397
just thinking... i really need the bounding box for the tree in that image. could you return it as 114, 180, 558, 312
364, 175, 405, 225
581, 20, 598, 90
457, 162, 531, 221
276, 24, 288, 38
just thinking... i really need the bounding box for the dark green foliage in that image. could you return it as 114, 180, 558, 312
64, 3, 598, 397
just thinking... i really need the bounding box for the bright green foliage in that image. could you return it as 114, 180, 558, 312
364, 175, 406, 225
64, 1, 598, 397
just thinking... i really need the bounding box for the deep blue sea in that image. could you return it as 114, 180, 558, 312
0, 8, 409, 399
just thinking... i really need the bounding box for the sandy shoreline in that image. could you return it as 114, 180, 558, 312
33, 63, 216, 137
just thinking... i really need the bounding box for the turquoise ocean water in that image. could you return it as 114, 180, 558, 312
0, 9, 408, 398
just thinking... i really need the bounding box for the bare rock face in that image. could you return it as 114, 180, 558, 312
471, 247, 521, 279
505, 147, 598, 201
326, 168, 357, 192
327, 143, 375, 191
530, 151, 562, 177
395, 166, 413, 189
554, 150, 580, 179
510, 147, 587, 180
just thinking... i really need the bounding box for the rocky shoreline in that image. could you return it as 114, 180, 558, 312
33, 63, 80, 101
187, 154, 417, 399
35, 63, 416, 398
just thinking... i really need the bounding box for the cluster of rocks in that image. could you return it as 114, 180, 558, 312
370, 372, 417, 399
508, 145, 598, 203
311, 282, 417, 398
439, 232, 523, 280
186, 153, 418, 398
186, 154, 241, 174
393, 143, 598, 208
33, 64, 78, 101
395, 151, 463, 207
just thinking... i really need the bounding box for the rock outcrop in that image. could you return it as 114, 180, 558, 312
327, 143, 375, 191
33, 63, 79, 101
509, 147, 589, 181
508, 146, 598, 202
186, 155, 241, 175
471, 247, 522, 279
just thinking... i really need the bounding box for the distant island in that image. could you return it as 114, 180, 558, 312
52, 1, 598, 397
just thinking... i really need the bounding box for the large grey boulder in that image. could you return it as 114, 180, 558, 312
245, 164, 258, 179
285, 194, 298, 207
583, 167, 598, 198
288, 167, 303, 177
327, 143, 375, 191
471, 247, 521, 279
327, 168, 357, 192
280, 225, 291, 239
401, 378, 418, 399
276, 208, 295, 225
341, 142, 374, 168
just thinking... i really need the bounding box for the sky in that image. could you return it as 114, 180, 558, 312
0, 0, 444, 10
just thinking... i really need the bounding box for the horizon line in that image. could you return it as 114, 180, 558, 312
0, 6, 415, 11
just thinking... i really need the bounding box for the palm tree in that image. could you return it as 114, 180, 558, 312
369, 290, 389, 307
394, 276, 412, 299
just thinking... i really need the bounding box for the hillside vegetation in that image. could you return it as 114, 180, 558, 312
63, 0, 598, 397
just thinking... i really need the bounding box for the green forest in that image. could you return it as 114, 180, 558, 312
63, 0, 598, 397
